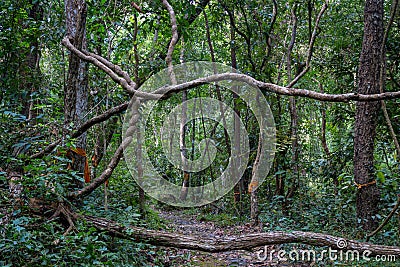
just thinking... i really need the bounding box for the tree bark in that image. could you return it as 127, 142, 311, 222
285, 5, 299, 211
79, 213, 400, 256
230, 11, 243, 205
64, 0, 89, 186
316, 80, 338, 193
62, 36, 400, 103
354, 0, 384, 231
179, 89, 189, 200
25, 199, 400, 256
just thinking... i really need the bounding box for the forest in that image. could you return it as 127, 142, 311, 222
0, 0, 400, 266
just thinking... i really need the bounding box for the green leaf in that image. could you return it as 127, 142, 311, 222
377, 171, 385, 183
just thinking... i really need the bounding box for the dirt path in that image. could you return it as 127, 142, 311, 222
157, 209, 311, 267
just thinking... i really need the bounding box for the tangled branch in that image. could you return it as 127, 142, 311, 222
62, 39, 400, 103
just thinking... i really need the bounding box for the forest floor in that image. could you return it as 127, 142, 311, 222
156, 208, 312, 267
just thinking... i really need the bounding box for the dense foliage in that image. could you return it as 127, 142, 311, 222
0, 0, 399, 266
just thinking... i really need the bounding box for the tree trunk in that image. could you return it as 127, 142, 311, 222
64, 0, 89, 187
230, 12, 243, 206
179, 84, 190, 201
137, 122, 146, 215
354, 0, 384, 231
284, 5, 299, 212
317, 81, 338, 194
250, 134, 261, 224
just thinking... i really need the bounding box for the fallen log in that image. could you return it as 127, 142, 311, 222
11, 199, 400, 258
79, 214, 400, 256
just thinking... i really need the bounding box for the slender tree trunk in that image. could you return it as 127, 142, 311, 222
64, 0, 89, 187
137, 123, 145, 215
316, 81, 338, 194
179, 38, 190, 201
203, 9, 230, 165
284, 5, 299, 212
229, 13, 243, 206
250, 131, 261, 224
132, 13, 145, 213
92, 117, 118, 176
204, 10, 230, 211
179, 91, 190, 200
354, 0, 384, 231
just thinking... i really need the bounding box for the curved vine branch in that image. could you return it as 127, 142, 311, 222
379, 0, 400, 157
62, 35, 400, 103
162, 0, 179, 85
62, 37, 158, 100
154, 72, 400, 102
31, 102, 129, 159
69, 97, 140, 199
366, 195, 400, 241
